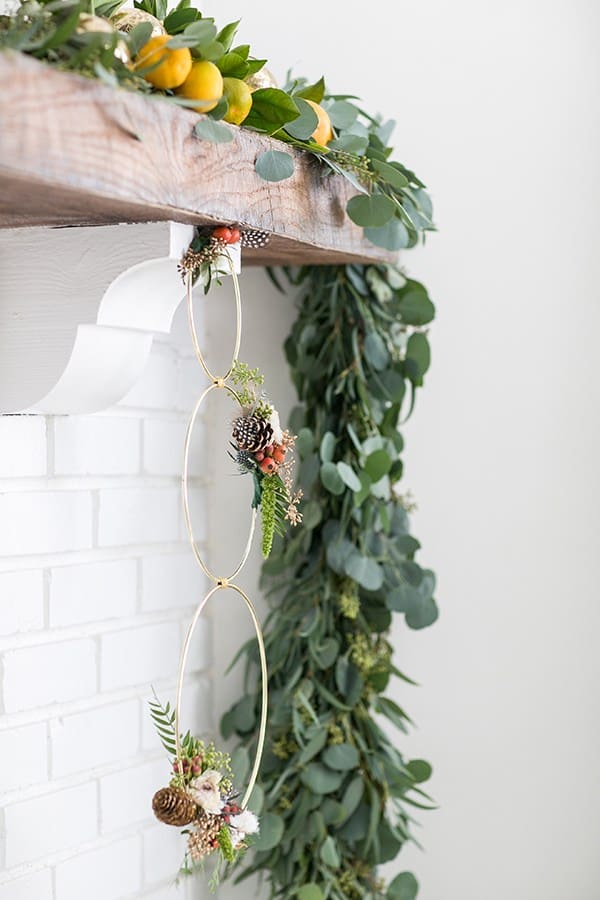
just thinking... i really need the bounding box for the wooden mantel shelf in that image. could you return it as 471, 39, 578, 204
0, 51, 394, 267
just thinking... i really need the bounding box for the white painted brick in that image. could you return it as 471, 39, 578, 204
0, 723, 47, 793
177, 357, 205, 413
55, 835, 141, 900
178, 485, 208, 544
142, 677, 212, 752
49, 559, 137, 627
0, 415, 46, 477
3, 639, 96, 712
100, 758, 164, 832
142, 822, 185, 886
0, 569, 44, 635
98, 488, 180, 547
119, 351, 178, 411
53, 416, 140, 475
137, 886, 182, 900
4, 782, 97, 867
51, 699, 139, 778
100, 622, 181, 691
143, 419, 203, 477
0, 869, 52, 900
141, 552, 206, 612
0, 491, 92, 556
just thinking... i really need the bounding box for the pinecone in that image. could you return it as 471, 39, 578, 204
152, 786, 197, 826
241, 229, 270, 249
232, 415, 274, 453
187, 809, 223, 861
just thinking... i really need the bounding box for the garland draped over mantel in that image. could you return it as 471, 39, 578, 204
221, 263, 438, 900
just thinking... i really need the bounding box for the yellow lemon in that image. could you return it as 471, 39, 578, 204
135, 35, 191, 90
305, 99, 333, 146
222, 77, 253, 125
177, 60, 224, 113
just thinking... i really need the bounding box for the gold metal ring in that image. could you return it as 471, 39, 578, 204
186, 253, 242, 383
174, 582, 268, 810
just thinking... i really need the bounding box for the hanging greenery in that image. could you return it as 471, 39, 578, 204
221, 263, 438, 899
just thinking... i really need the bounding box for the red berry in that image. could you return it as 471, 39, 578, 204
272, 447, 286, 464
265, 444, 274, 455
255, 451, 265, 462
260, 457, 276, 474
228, 227, 241, 244
213, 226, 233, 242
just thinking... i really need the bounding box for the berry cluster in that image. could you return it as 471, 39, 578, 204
255, 441, 288, 475
212, 225, 241, 245
172, 753, 203, 777
221, 801, 242, 825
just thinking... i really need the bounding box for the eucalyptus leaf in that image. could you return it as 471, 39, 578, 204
320, 835, 341, 868
255, 150, 295, 182
347, 194, 396, 228
297, 886, 324, 900
300, 763, 345, 794
387, 872, 419, 900
252, 812, 284, 851
285, 97, 319, 140
193, 118, 233, 143
364, 218, 410, 251
323, 743, 360, 771
320, 461, 345, 495
337, 461, 361, 492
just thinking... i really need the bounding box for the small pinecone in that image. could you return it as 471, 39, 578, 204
232, 415, 273, 453
152, 786, 197, 826
241, 229, 271, 249
187, 809, 223, 861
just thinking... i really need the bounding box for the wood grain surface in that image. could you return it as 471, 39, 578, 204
0, 52, 396, 267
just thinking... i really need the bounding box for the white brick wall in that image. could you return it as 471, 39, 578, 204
0, 326, 212, 900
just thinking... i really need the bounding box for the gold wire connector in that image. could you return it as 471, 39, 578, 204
213, 377, 225, 388
216, 577, 229, 588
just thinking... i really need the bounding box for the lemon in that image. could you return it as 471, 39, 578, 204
135, 35, 191, 90
222, 77, 253, 125
305, 99, 333, 146
177, 60, 224, 113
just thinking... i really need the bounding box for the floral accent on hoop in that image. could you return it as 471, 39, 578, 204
149, 693, 259, 886
229, 361, 302, 557
178, 225, 270, 290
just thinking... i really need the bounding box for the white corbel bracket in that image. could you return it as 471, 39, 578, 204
0, 222, 240, 414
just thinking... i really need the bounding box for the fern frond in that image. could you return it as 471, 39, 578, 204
260, 474, 289, 558
149, 690, 177, 756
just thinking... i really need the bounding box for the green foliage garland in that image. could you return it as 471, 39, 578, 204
222, 263, 438, 899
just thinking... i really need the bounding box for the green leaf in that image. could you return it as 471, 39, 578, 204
364, 219, 410, 251
371, 159, 409, 189
326, 100, 358, 130
300, 762, 345, 794
364, 449, 391, 482
335, 656, 364, 705
347, 194, 396, 228
298, 729, 328, 765
162, 7, 198, 34
329, 134, 369, 155
296, 427, 314, 458
216, 51, 249, 78
285, 98, 319, 140
320, 462, 345, 495
313, 637, 340, 669
320, 835, 341, 868
230, 745, 250, 783
339, 777, 364, 823
302, 500, 323, 530
323, 743, 360, 771
295, 76, 325, 103
320, 431, 336, 463
215, 18, 239, 51
405, 333, 431, 384
255, 150, 295, 183
363, 332, 390, 371
406, 759, 433, 783
193, 118, 233, 144
252, 812, 284, 851
244, 88, 300, 129
345, 553, 384, 591
127, 22, 153, 56
297, 886, 324, 900
397, 284, 436, 325
336, 462, 361, 492
388, 872, 419, 900
405, 595, 439, 630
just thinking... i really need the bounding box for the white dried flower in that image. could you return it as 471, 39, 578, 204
268, 408, 284, 445
229, 809, 260, 848
188, 769, 224, 814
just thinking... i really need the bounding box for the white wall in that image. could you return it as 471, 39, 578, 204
2, 1, 600, 899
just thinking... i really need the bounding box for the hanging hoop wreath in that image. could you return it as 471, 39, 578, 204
150, 229, 300, 884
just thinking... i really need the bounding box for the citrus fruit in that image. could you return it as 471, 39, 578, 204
135, 35, 191, 90
177, 60, 224, 113
305, 99, 333, 146
222, 77, 253, 125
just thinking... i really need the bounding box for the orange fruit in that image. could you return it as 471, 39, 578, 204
222, 77, 253, 125
177, 60, 224, 113
305, 99, 333, 146
135, 35, 191, 89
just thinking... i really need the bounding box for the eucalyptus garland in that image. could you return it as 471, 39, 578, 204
221, 263, 438, 900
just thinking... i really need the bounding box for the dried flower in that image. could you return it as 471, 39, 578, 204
229, 809, 259, 848
188, 769, 224, 814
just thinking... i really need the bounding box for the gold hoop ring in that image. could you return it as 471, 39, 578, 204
186, 252, 242, 383
174, 582, 268, 810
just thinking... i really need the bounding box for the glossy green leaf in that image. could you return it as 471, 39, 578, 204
407, 759, 433, 783
244, 87, 300, 128
285, 97, 319, 140
295, 75, 325, 103
364, 449, 392, 482
397, 285, 436, 325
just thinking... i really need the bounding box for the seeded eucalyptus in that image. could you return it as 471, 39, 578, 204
221, 263, 438, 900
